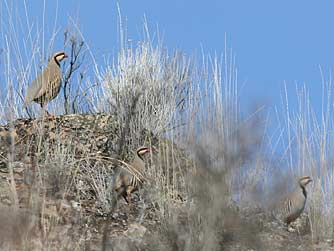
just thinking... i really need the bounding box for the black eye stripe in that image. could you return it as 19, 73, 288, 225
137, 148, 149, 154
55, 53, 64, 58
53, 52, 65, 65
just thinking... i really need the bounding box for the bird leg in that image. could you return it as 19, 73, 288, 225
45, 110, 52, 117
126, 195, 132, 204
125, 186, 136, 203
121, 193, 130, 204
41, 104, 52, 117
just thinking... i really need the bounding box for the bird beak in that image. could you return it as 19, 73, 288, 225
64, 54, 69, 58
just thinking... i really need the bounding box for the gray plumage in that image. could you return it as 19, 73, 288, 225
115, 147, 150, 203
273, 176, 312, 225
23, 51, 68, 109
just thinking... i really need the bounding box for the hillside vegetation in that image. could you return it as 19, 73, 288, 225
0, 5, 334, 251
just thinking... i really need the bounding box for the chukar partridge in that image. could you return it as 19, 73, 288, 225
115, 147, 150, 203
23, 51, 68, 112
274, 176, 312, 225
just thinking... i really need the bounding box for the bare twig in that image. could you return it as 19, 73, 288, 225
62, 30, 86, 114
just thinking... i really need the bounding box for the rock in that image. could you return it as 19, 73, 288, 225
70, 200, 81, 210
125, 223, 147, 240
108, 236, 137, 251
107, 223, 147, 251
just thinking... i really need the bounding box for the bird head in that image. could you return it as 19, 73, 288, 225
136, 147, 150, 159
298, 176, 312, 188
49, 51, 68, 64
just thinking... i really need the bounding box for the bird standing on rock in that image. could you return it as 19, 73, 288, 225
23, 51, 68, 114
115, 147, 150, 203
274, 176, 312, 225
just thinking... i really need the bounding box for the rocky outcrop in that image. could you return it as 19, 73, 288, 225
0, 114, 328, 251
0, 114, 118, 166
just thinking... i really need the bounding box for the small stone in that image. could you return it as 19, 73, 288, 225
125, 223, 147, 240
70, 200, 81, 210
287, 226, 296, 233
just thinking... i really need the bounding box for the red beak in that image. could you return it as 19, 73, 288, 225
64, 54, 69, 58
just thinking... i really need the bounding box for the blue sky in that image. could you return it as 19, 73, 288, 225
2, 0, 334, 118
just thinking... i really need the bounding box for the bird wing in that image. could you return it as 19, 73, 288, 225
273, 188, 306, 224
36, 68, 58, 97
23, 64, 61, 108
23, 70, 45, 108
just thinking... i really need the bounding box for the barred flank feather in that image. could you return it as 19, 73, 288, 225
273, 176, 312, 225
23, 51, 67, 109
115, 147, 150, 203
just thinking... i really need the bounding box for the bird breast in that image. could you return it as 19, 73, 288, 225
131, 157, 145, 172
281, 188, 307, 224
35, 64, 62, 101
272, 186, 307, 224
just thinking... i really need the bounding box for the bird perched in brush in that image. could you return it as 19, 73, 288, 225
23, 51, 68, 113
273, 176, 312, 225
115, 147, 150, 203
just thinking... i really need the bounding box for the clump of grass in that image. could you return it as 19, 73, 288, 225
102, 32, 193, 157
